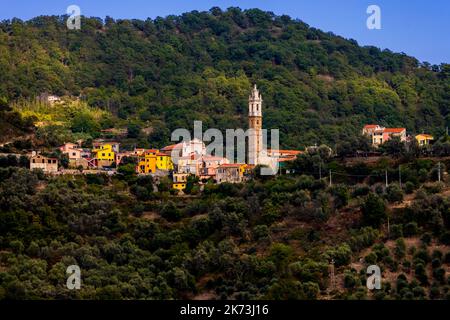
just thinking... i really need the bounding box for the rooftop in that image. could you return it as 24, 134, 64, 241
384, 128, 406, 133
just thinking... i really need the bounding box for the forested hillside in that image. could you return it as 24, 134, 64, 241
0, 155, 449, 299
0, 8, 448, 148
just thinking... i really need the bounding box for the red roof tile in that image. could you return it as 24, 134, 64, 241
384, 128, 406, 133
363, 124, 379, 129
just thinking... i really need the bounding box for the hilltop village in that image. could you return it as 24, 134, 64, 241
25, 85, 437, 192
28, 86, 302, 191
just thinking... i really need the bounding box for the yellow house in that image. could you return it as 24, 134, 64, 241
137, 149, 158, 174
92, 142, 119, 162
173, 173, 188, 191
415, 134, 434, 146
156, 152, 174, 171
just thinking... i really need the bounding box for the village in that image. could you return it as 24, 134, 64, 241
26, 86, 436, 192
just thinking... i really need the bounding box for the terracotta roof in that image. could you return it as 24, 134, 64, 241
161, 143, 182, 151
268, 149, 302, 155
363, 124, 379, 129
384, 128, 406, 133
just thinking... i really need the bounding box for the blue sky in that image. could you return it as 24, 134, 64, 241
0, 0, 448, 64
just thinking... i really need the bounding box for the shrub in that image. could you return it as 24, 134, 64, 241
420, 233, 432, 246
404, 222, 418, 237
431, 250, 443, 260
431, 258, 442, 269
386, 183, 404, 203
361, 193, 387, 227
344, 272, 358, 289
373, 243, 390, 260
414, 263, 428, 285
253, 225, 270, 240
160, 201, 182, 222
412, 286, 425, 298
404, 181, 415, 194
323, 243, 352, 267
414, 249, 430, 264
364, 252, 377, 264
429, 286, 441, 299
440, 231, 450, 245
394, 238, 406, 260
383, 256, 398, 272
423, 182, 444, 194
396, 275, 408, 292
330, 184, 350, 209
352, 185, 370, 197
390, 224, 403, 239
433, 268, 446, 283
301, 281, 320, 300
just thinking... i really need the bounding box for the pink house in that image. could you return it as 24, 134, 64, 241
363, 124, 406, 146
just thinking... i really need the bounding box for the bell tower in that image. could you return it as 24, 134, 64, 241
248, 84, 263, 165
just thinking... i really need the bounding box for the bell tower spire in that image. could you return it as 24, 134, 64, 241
248, 84, 263, 165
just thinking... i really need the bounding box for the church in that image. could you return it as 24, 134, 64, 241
247, 84, 301, 172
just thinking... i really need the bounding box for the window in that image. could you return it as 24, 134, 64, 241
72, 153, 76, 156
32, 159, 35, 163
48, 159, 51, 163
102, 153, 105, 157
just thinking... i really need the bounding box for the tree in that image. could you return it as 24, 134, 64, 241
330, 184, 350, 209
362, 193, 387, 227
184, 175, 200, 195
71, 113, 100, 137
117, 163, 136, 182
127, 123, 141, 139
160, 201, 182, 221
379, 136, 406, 157
386, 183, 404, 203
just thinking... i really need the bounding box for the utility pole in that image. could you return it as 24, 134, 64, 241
319, 162, 322, 180
329, 170, 332, 187
438, 162, 441, 182
329, 259, 335, 292
385, 170, 388, 187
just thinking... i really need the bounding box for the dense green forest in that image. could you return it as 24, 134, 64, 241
0, 8, 449, 148
0, 153, 449, 299
0, 8, 449, 300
